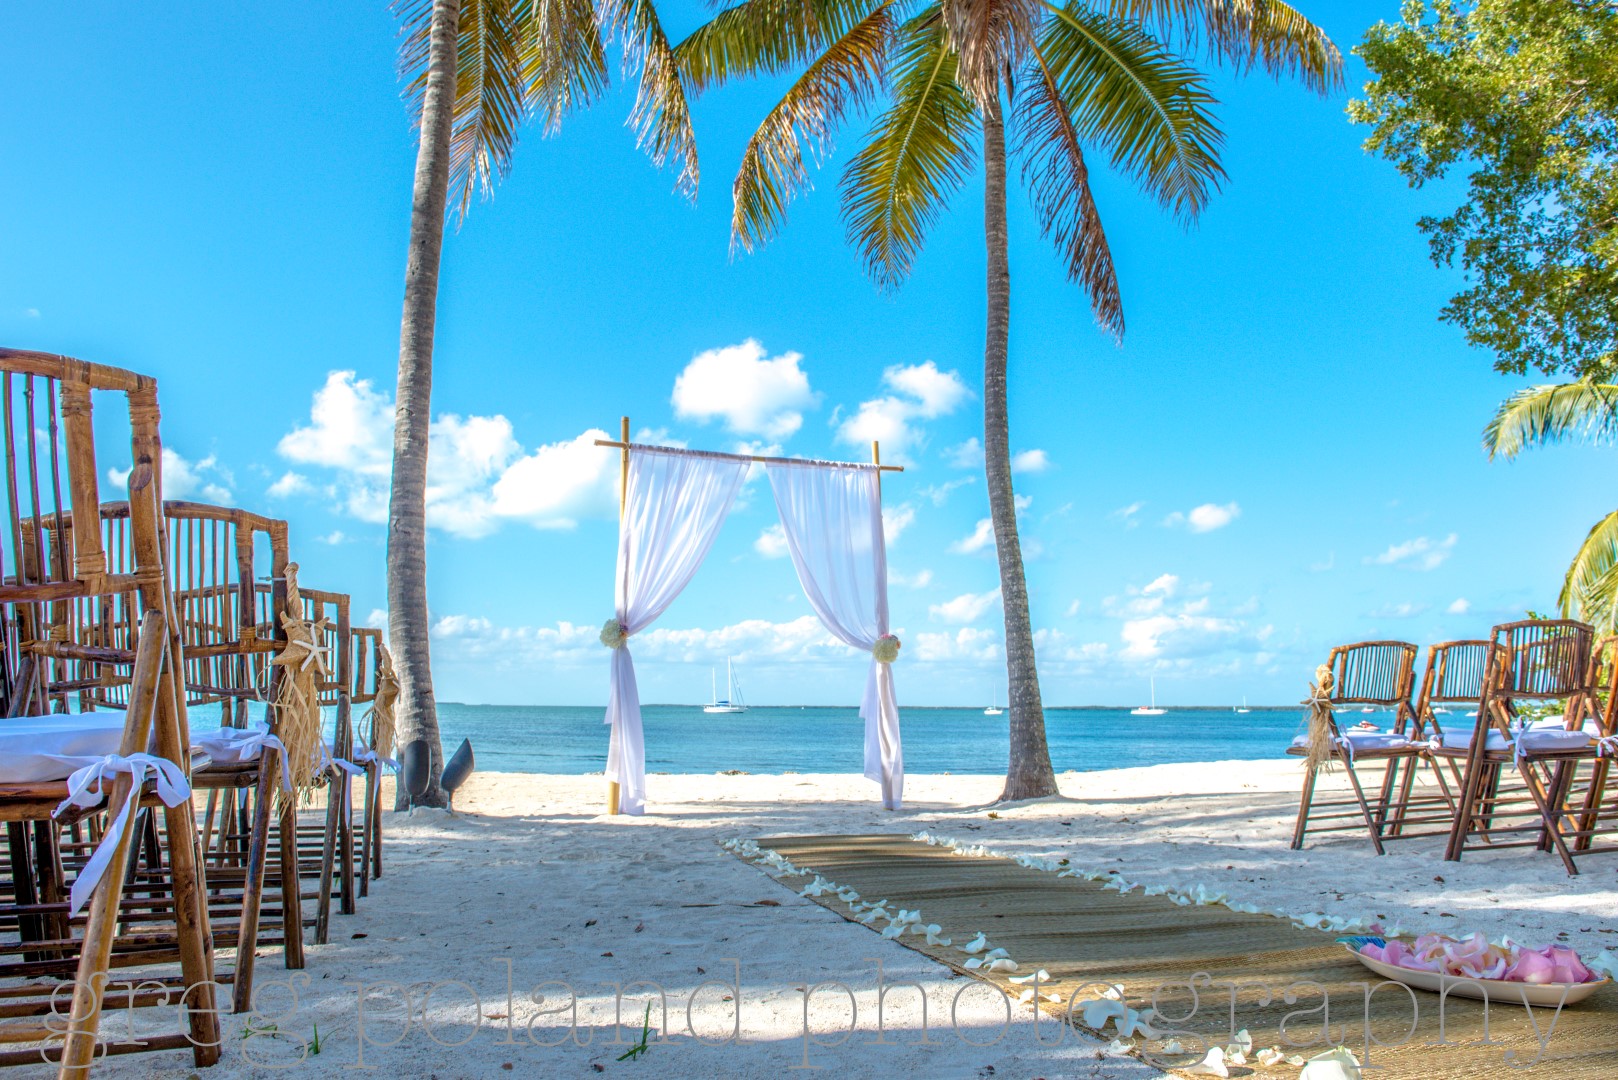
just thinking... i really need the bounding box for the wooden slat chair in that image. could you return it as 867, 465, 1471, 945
0, 347, 219, 1072
1387, 640, 1502, 840
349, 626, 390, 894
1287, 641, 1422, 854
33, 501, 308, 1014
297, 584, 358, 943
1443, 619, 1615, 874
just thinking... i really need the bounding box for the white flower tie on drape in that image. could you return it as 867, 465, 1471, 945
767, 462, 903, 809
605, 449, 750, 814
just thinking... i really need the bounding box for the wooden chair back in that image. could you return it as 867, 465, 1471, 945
1325, 641, 1419, 733
351, 626, 383, 705
1415, 640, 1496, 741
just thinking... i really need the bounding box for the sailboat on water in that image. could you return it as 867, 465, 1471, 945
1235, 696, 1251, 714
1131, 678, 1166, 716
984, 689, 1003, 716
703, 658, 748, 714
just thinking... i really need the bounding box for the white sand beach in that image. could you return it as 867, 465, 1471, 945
87, 759, 1615, 1079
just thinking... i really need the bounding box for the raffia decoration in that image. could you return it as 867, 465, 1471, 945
1302, 663, 1337, 774
271, 562, 330, 801
367, 643, 400, 760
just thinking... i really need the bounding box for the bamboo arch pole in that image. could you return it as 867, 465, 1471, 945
608, 416, 628, 816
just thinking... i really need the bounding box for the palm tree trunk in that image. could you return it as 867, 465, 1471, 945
983, 90, 1058, 803
387, 0, 459, 809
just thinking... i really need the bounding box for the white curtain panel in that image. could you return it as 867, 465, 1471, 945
766, 462, 903, 809
606, 448, 749, 814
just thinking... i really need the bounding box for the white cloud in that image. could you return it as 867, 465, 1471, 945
929, 588, 1001, 625
1369, 602, 1428, 618
268, 471, 311, 498
951, 518, 995, 554
278, 371, 616, 537
1368, 533, 1458, 571
912, 627, 1001, 662
882, 504, 916, 545
755, 523, 790, 559
945, 439, 984, 469
1447, 597, 1471, 614
1109, 502, 1144, 528
671, 340, 817, 439
1065, 599, 1082, 617
1142, 573, 1180, 597
108, 447, 232, 504
837, 361, 970, 462
22, 308, 40, 319
1163, 502, 1240, 533
1011, 449, 1050, 474
318, 530, 347, 545
364, 608, 388, 630
891, 568, 933, 589
920, 476, 974, 506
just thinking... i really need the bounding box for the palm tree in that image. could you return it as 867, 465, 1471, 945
676, 0, 1340, 800
1485, 380, 1618, 631
388, 0, 697, 805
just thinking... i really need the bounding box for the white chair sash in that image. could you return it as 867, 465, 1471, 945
352, 746, 399, 771
55, 753, 191, 916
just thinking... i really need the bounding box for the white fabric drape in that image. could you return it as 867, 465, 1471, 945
766, 462, 903, 809
606, 448, 750, 814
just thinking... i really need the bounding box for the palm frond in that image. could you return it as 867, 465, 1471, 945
1482, 381, 1618, 460
1561, 509, 1618, 633
1105, 0, 1343, 95
943, 0, 1043, 99
521, 0, 609, 134
1033, 3, 1224, 224
398, 0, 532, 219
676, 0, 882, 94
1014, 36, 1122, 336
731, 4, 894, 253
841, 6, 980, 290
602, 0, 701, 196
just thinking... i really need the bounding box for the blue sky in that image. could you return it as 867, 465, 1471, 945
2, 1, 1603, 708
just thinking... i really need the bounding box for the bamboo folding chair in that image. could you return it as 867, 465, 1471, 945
1443, 620, 1615, 874
1288, 641, 1422, 854
349, 626, 389, 894
35, 501, 308, 1014
1385, 640, 1501, 840
301, 584, 357, 943
0, 348, 219, 1072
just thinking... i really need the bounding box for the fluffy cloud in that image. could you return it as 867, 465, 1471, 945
930, 588, 1001, 625
1163, 502, 1240, 533
1447, 597, 1471, 614
1368, 534, 1458, 571
755, 523, 790, 559
945, 439, 984, 469
837, 361, 970, 462
920, 476, 974, 506
672, 340, 817, 439
891, 568, 934, 589
1011, 449, 1050, 473
278, 370, 614, 537
1369, 602, 1428, 618
108, 448, 232, 504
882, 504, 916, 545
951, 518, 995, 554
911, 627, 1001, 662
268, 471, 311, 498
1109, 502, 1144, 528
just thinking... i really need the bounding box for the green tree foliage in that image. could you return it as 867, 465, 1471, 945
1351, 0, 1618, 378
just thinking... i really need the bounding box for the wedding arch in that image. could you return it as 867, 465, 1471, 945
593, 419, 905, 816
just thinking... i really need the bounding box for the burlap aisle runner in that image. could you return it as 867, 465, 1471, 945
743, 835, 1617, 1079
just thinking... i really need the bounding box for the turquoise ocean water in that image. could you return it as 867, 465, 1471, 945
427, 703, 1314, 775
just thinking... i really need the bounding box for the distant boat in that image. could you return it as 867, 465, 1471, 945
1131, 678, 1166, 716
984, 688, 1003, 716
1360, 706, 1377, 714
1432, 706, 1452, 715
703, 659, 747, 714
1235, 696, 1251, 714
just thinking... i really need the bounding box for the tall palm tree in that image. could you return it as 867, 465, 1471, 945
388, 0, 696, 805
676, 0, 1340, 800
1485, 380, 1618, 631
